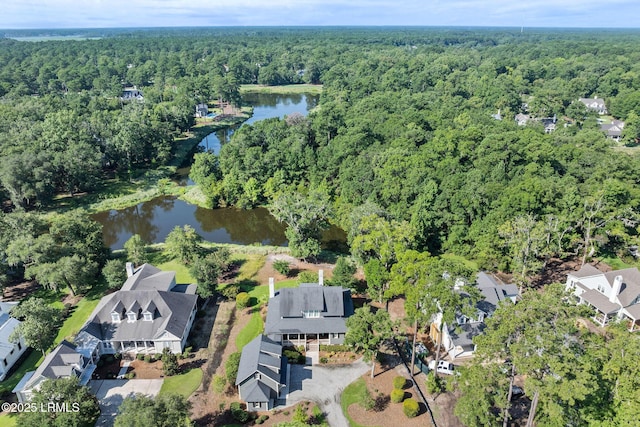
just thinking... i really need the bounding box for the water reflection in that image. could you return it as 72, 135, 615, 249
92, 197, 346, 251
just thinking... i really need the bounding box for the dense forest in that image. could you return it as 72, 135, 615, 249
3, 27, 640, 426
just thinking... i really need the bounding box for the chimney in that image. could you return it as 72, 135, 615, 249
269, 277, 275, 299
126, 262, 135, 277
318, 269, 324, 286
610, 275, 623, 303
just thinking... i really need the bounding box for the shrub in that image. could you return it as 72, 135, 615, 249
283, 348, 305, 364
273, 260, 290, 275
226, 352, 242, 384
230, 402, 250, 423
255, 414, 269, 424
162, 348, 179, 376
293, 405, 307, 423
403, 398, 419, 418
236, 292, 250, 309
319, 344, 350, 352
393, 376, 407, 390
212, 375, 226, 393
144, 355, 152, 363
125, 372, 136, 379
362, 391, 376, 411
136, 354, 144, 361
425, 372, 443, 394
390, 389, 405, 403
297, 270, 318, 284
221, 284, 240, 299
320, 357, 328, 364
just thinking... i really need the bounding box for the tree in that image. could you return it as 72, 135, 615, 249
10, 298, 63, 356
164, 225, 203, 264
363, 259, 389, 304
189, 248, 230, 298
498, 213, 544, 290
225, 352, 242, 385
162, 347, 179, 376
102, 258, 127, 290
19, 377, 100, 427
328, 256, 356, 289
114, 393, 191, 427
389, 251, 478, 375
268, 189, 331, 260
124, 234, 148, 266
345, 305, 394, 378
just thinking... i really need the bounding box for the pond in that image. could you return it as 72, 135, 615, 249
91, 196, 346, 251
195, 92, 319, 155
92, 92, 344, 252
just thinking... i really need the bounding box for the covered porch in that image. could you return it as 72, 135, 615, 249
109, 340, 159, 355
622, 306, 640, 332
579, 289, 621, 327
282, 333, 334, 349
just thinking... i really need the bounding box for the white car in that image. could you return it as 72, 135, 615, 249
428, 360, 455, 375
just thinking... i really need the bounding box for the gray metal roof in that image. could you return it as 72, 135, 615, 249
279, 284, 347, 317
236, 335, 283, 385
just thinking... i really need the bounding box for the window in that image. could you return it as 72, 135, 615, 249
143, 312, 153, 321
597, 284, 605, 293
254, 373, 261, 379
303, 310, 320, 318
127, 312, 137, 322
111, 312, 121, 323
3, 359, 6, 366
17, 342, 21, 351
288, 334, 299, 340
253, 402, 261, 408
9, 348, 13, 355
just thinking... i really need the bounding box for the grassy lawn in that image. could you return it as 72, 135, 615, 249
240, 84, 323, 95
0, 350, 41, 395
55, 297, 101, 343
235, 310, 264, 351
600, 256, 635, 270
340, 378, 378, 427
159, 367, 203, 398
440, 253, 479, 271
0, 414, 17, 426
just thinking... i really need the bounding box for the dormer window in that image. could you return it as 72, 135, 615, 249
127, 312, 136, 322
111, 312, 121, 323
143, 312, 153, 321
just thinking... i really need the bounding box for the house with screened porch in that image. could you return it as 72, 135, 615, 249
565, 264, 640, 331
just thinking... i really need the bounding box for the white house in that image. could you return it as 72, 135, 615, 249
579, 97, 608, 115
430, 272, 519, 359
77, 263, 198, 357
0, 302, 27, 381
566, 264, 640, 331
12, 340, 94, 403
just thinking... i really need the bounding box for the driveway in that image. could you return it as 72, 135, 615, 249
286, 359, 370, 427
90, 379, 164, 427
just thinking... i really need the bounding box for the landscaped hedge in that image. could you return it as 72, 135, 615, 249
403, 398, 419, 418
393, 376, 407, 390
391, 388, 405, 403
236, 292, 250, 309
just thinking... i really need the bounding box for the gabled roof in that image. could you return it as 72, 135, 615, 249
278, 284, 348, 318
475, 272, 518, 314
603, 268, 640, 307
448, 322, 485, 352
121, 264, 175, 292
264, 285, 354, 336
0, 313, 20, 358
569, 264, 602, 279
236, 335, 283, 387
582, 289, 620, 314
82, 288, 197, 342
23, 341, 84, 389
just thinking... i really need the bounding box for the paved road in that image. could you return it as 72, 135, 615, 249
287, 359, 370, 427
90, 379, 163, 427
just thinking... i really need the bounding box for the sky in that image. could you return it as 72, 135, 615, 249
1, 0, 639, 29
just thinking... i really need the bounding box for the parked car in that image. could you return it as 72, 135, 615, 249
428, 360, 455, 375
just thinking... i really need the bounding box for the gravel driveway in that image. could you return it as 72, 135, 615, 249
286, 359, 370, 427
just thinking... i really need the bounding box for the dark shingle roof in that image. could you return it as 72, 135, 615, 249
121, 264, 175, 292
236, 335, 283, 387
25, 341, 84, 388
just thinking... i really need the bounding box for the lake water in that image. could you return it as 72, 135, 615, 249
196, 92, 318, 155
92, 197, 346, 250
92, 92, 346, 251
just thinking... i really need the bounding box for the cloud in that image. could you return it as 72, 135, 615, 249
1, 0, 639, 28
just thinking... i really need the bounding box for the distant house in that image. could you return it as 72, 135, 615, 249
429, 272, 519, 359
579, 97, 608, 115
121, 87, 144, 101
13, 340, 94, 403
0, 302, 27, 381
515, 113, 557, 133
236, 335, 287, 411
195, 103, 209, 118
600, 120, 625, 141
566, 265, 640, 331
264, 272, 354, 351
75, 263, 198, 358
